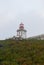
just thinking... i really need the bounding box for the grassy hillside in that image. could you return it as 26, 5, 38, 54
0, 39, 44, 65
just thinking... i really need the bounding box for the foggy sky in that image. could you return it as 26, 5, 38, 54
0, 0, 44, 39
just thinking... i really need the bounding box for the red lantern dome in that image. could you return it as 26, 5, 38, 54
19, 23, 24, 30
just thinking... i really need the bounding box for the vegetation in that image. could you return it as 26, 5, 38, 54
0, 39, 44, 65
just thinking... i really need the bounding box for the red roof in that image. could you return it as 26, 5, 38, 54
19, 23, 24, 29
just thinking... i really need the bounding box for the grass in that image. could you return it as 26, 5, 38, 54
0, 39, 44, 65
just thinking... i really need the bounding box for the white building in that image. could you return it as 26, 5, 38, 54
17, 23, 27, 39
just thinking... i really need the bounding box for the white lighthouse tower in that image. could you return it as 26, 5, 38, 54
17, 23, 27, 39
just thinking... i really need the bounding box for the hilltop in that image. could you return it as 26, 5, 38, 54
29, 34, 44, 40
0, 39, 44, 65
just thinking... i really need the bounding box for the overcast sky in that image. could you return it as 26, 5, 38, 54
0, 0, 44, 40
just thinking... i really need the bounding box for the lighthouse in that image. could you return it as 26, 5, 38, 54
17, 23, 27, 39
